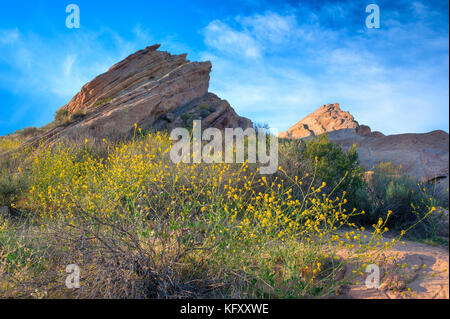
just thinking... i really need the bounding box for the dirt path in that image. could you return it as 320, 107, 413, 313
343, 239, 449, 299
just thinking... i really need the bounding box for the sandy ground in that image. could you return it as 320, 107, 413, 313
342, 239, 449, 299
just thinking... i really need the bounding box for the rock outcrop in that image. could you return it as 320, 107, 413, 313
52, 45, 251, 141
278, 103, 360, 139
279, 103, 449, 187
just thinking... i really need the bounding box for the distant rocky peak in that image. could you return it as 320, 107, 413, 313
321, 102, 341, 111
278, 102, 449, 188
278, 103, 359, 139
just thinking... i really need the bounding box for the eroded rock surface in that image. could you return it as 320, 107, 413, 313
50, 45, 251, 141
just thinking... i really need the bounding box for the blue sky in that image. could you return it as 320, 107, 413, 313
0, 0, 448, 136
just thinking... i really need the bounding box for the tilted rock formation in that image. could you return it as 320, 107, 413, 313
279, 103, 449, 188
50, 45, 251, 141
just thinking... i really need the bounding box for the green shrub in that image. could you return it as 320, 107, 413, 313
69, 109, 86, 122
0, 146, 31, 208
279, 134, 369, 212
54, 109, 69, 124
199, 109, 211, 118
0, 137, 22, 153
54, 108, 87, 126
198, 102, 210, 110
0, 171, 27, 207
15, 127, 39, 137
93, 97, 113, 107
364, 162, 446, 237
180, 113, 195, 129
0, 216, 51, 297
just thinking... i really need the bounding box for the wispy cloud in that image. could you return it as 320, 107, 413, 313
203, 20, 262, 59
0, 28, 20, 45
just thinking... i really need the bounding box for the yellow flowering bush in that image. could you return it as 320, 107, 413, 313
1, 130, 435, 298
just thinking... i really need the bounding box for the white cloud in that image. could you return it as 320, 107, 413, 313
132, 24, 154, 43
203, 13, 306, 59
238, 12, 300, 44
0, 28, 20, 45
62, 54, 77, 77
203, 20, 262, 59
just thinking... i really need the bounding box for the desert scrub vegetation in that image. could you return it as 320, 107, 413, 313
54, 108, 87, 126
361, 162, 448, 239
0, 136, 23, 154
0, 129, 443, 298
0, 141, 32, 207
279, 135, 367, 212
93, 97, 113, 107
279, 136, 448, 239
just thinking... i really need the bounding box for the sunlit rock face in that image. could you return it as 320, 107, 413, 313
54, 44, 251, 140
279, 103, 359, 139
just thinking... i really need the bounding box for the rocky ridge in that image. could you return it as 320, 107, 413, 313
279, 103, 449, 187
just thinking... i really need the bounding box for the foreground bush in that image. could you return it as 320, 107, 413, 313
0, 136, 22, 154
0, 131, 435, 299
363, 162, 447, 238
0, 140, 31, 207
279, 135, 368, 211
